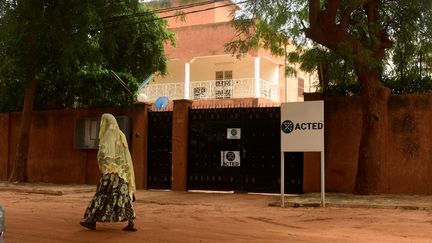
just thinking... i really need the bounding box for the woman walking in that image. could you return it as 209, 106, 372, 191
80, 113, 137, 231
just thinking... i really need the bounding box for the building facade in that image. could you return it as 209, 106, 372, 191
140, 0, 315, 105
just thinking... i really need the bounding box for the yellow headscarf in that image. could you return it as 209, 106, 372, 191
97, 113, 136, 198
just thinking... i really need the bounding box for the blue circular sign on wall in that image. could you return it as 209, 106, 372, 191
154, 96, 169, 109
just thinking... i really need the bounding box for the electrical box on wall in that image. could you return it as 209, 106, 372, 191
74, 116, 131, 149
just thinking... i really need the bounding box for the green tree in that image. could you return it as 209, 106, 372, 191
288, 45, 359, 95
0, 0, 174, 182
379, 0, 432, 92
228, 0, 432, 194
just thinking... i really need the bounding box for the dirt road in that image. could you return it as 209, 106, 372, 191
1, 190, 431, 243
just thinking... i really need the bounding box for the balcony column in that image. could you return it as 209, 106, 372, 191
184, 62, 190, 99
254, 57, 260, 98
272, 64, 280, 101
274, 65, 280, 83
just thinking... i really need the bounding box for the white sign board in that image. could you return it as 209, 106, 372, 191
220, 151, 240, 167
227, 128, 241, 139
280, 101, 324, 152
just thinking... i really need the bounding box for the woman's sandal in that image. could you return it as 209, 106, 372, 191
80, 220, 96, 230
123, 223, 137, 232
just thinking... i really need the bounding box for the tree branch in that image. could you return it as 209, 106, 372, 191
365, 0, 393, 58
324, 0, 341, 23
308, 0, 320, 28
339, 9, 350, 31
365, 0, 379, 40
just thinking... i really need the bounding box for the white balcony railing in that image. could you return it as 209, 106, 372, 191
142, 82, 184, 102
140, 78, 279, 102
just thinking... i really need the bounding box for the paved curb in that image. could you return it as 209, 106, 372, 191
0, 182, 95, 195
268, 192, 432, 210
1, 183, 431, 211
268, 201, 429, 210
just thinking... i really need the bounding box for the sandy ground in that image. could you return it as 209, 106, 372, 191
1, 190, 432, 243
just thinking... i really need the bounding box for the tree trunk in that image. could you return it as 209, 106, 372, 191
8, 37, 37, 183
354, 69, 390, 194
318, 62, 328, 95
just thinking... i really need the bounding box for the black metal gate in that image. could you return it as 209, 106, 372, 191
187, 107, 303, 194
147, 111, 172, 189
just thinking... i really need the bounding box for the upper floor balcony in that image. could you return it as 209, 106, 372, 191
140, 78, 279, 103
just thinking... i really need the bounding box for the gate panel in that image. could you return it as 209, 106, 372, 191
187, 107, 302, 193
242, 108, 281, 193
147, 111, 172, 189
188, 109, 242, 191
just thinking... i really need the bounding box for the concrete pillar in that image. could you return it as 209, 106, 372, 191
254, 57, 260, 98
131, 103, 151, 189
184, 62, 190, 99
171, 99, 192, 191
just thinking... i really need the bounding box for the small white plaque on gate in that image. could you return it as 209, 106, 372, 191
221, 151, 241, 167
227, 128, 241, 139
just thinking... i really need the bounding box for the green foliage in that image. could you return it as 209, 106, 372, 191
34, 68, 139, 109
0, 0, 175, 112
0, 76, 24, 112
383, 0, 432, 82
383, 76, 432, 94
301, 45, 360, 96
226, 0, 308, 57
228, 0, 432, 96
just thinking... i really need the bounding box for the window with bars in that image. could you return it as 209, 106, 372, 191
298, 77, 304, 98
215, 71, 233, 99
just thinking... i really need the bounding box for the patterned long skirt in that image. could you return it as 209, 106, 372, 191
82, 173, 135, 223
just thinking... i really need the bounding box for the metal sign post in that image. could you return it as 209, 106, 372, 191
321, 150, 325, 207
280, 101, 325, 207
281, 151, 285, 207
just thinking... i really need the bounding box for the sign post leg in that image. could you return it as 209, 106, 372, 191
281, 152, 285, 207
321, 151, 325, 207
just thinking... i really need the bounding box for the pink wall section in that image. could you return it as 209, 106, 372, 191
304, 93, 432, 194
159, 0, 235, 28
165, 22, 284, 64
158, 1, 282, 63
165, 22, 238, 61
2, 107, 136, 184
385, 95, 432, 193
2, 94, 432, 194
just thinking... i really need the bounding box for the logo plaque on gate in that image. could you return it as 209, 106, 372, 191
220, 151, 240, 167
227, 128, 241, 139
